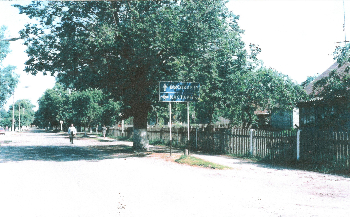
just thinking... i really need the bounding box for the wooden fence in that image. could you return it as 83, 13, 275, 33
110, 126, 298, 161
300, 129, 350, 168
193, 128, 297, 161
109, 126, 350, 168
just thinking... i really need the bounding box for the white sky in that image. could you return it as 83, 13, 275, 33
1, 0, 56, 110
0, 0, 349, 110
227, 0, 348, 83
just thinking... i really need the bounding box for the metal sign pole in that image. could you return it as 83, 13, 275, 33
169, 102, 172, 156
187, 102, 190, 154
187, 102, 190, 141
159, 81, 200, 156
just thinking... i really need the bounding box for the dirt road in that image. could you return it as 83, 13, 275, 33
0, 130, 349, 217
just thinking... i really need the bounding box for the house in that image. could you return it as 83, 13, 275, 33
255, 108, 299, 130
298, 62, 350, 131
304, 61, 350, 95
298, 96, 350, 130
270, 108, 299, 130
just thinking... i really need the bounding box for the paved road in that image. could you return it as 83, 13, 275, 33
0, 130, 349, 217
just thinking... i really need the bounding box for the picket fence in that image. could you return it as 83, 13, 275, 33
109, 126, 350, 167
300, 129, 350, 167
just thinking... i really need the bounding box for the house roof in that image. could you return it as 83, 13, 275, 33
254, 110, 269, 115
297, 95, 350, 107
304, 62, 350, 95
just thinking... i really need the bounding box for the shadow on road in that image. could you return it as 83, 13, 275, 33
0, 145, 149, 163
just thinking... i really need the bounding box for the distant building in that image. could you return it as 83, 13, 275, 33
298, 96, 350, 131
304, 62, 350, 95
255, 108, 299, 130
271, 108, 299, 130
299, 62, 350, 131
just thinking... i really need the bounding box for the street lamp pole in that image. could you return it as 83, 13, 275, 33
12, 92, 14, 131
18, 103, 20, 132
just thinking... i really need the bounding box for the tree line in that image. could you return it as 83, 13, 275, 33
14, 0, 307, 149
34, 84, 122, 131
0, 99, 35, 131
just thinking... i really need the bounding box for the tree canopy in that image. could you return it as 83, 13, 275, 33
219, 67, 307, 128
2, 99, 35, 129
16, 1, 306, 148
34, 83, 122, 130
16, 0, 247, 148
0, 26, 19, 108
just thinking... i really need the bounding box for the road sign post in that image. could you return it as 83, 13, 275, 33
159, 82, 200, 155
159, 81, 200, 102
169, 102, 172, 156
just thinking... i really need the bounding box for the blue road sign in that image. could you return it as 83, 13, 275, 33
159, 81, 200, 102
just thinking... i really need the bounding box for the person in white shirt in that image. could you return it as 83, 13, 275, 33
102, 125, 107, 139
68, 124, 77, 144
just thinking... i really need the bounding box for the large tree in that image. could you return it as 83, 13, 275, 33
34, 84, 67, 129
228, 67, 307, 128
0, 26, 19, 108
15, 0, 247, 150
34, 84, 114, 131
70, 88, 104, 131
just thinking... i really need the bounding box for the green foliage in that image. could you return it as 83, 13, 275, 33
15, 1, 307, 138
0, 26, 19, 108
301, 76, 316, 88
312, 69, 350, 99
15, 1, 247, 129
0, 108, 9, 126
101, 99, 122, 126
5, 99, 35, 129
34, 84, 122, 130
0, 26, 10, 62
312, 43, 350, 99
333, 43, 350, 67
149, 139, 166, 146
70, 88, 104, 128
222, 67, 307, 128
34, 84, 69, 128
175, 155, 231, 170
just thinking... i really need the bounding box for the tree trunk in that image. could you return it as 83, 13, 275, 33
133, 106, 149, 151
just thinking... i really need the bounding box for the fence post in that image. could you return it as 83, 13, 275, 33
231, 128, 234, 154
250, 129, 255, 156
195, 127, 198, 150
297, 129, 301, 161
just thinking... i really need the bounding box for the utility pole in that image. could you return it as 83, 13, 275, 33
18, 103, 20, 132
12, 92, 14, 131
343, 0, 348, 45
338, 0, 349, 45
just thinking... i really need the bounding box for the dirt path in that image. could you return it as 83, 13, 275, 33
0, 130, 349, 217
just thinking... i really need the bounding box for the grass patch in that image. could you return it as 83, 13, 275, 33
175, 155, 231, 170
149, 139, 166, 146
149, 139, 187, 150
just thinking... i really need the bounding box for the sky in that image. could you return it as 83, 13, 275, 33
0, 0, 349, 111
1, 0, 56, 111
227, 0, 347, 82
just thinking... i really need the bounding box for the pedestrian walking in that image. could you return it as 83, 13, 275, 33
102, 125, 107, 139
68, 124, 77, 144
